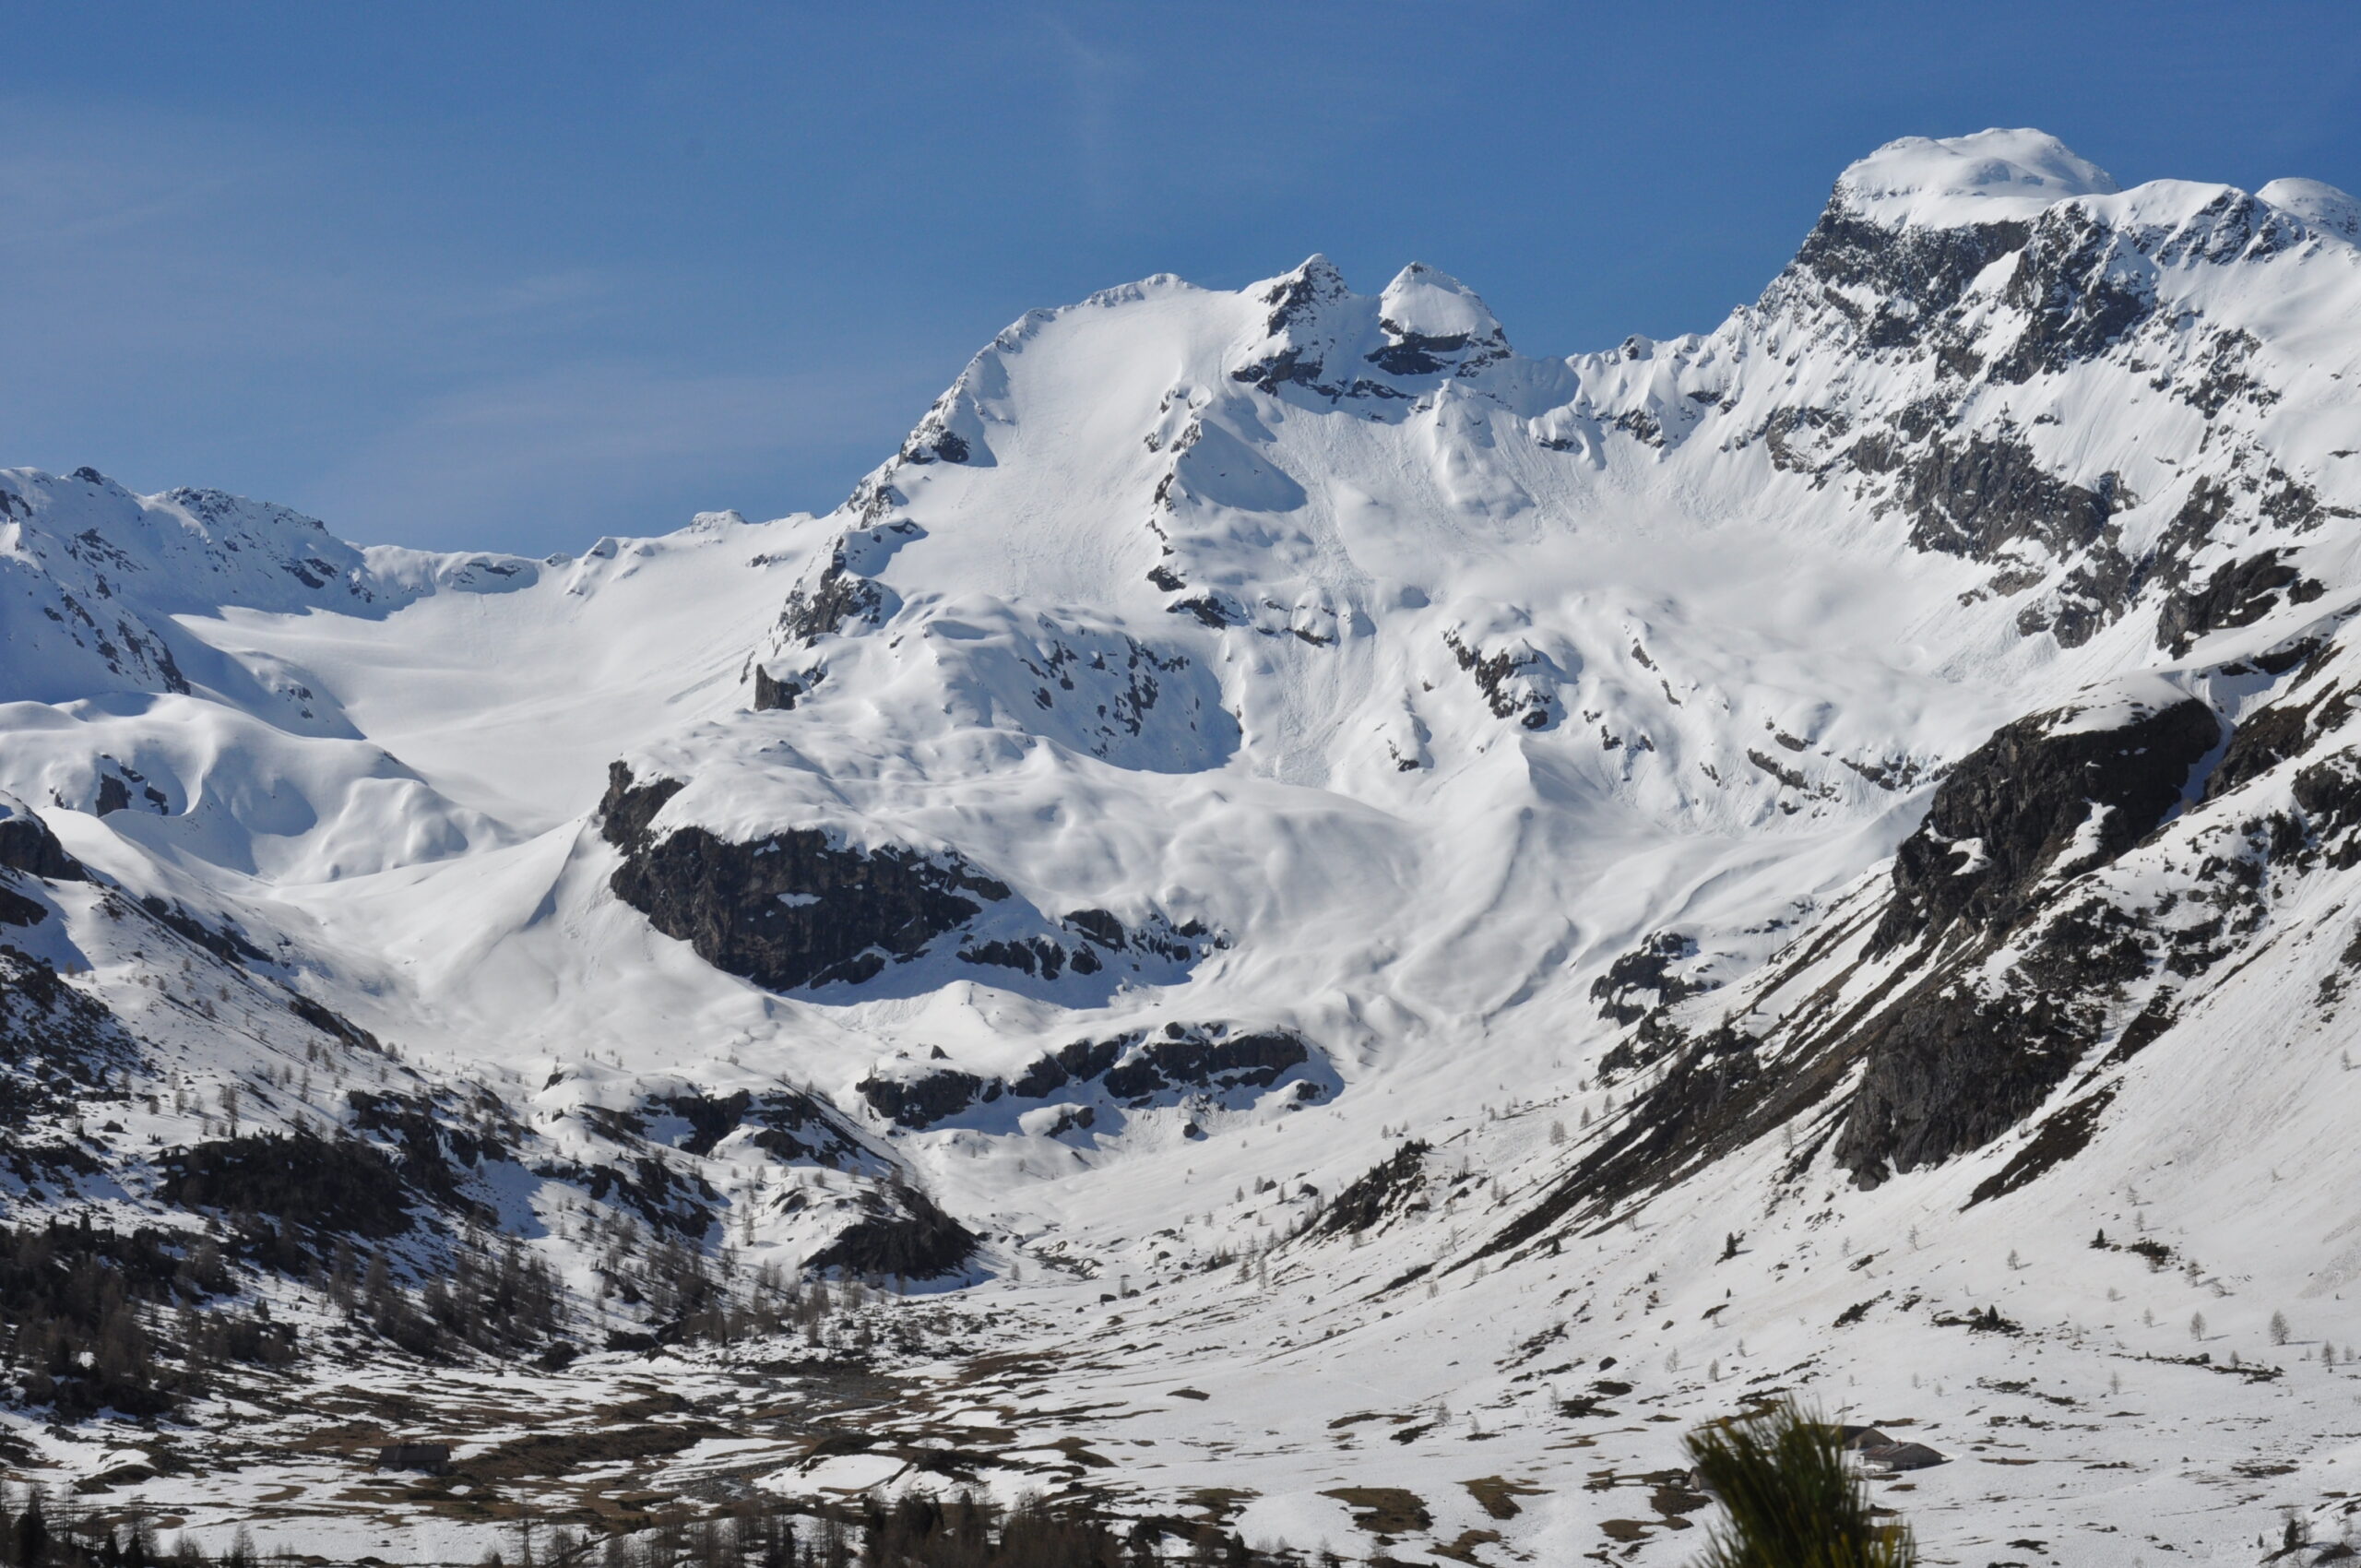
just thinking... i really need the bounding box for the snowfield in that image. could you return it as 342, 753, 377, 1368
7, 128, 2361, 1562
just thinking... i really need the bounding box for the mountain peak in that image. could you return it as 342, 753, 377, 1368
1377, 263, 1506, 350
2260, 175, 2361, 242
1834, 127, 2118, 228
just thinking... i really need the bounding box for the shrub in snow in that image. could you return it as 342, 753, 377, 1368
1683, 1399, 1916, 1567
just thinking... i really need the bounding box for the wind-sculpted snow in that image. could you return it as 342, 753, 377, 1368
14, 129, 2361, 1560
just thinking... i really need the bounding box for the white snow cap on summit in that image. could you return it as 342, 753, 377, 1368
1835, 128, 2118, 228
1378, 263, 1504, 344
2260, 177, 2361, 242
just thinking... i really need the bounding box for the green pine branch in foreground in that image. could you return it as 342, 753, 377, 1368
1683, 1400, 1916, 1568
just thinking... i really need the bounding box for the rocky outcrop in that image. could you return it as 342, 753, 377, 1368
1986, 203, 2159, 382
0, 948, 136, 1158
855, 1023, 1321, 1132
802, 1183, 977, 1280
601, 766, 1218, 992
860, 1070, 993, 1131
642, 1087, 866, 1165
2202, 669, 2347, 802
750, 664, 820, 712
1771, 206, 2032, 354
1487, 686, 2230, 1241
2155, 551, 2323, 654
0, 798, 85, 883
1823, 695, 2223, 1179
93, 757, 171, 817
1854, 429, 2126, 564
1443, 631, 1560, 730
1834, 897, 2152, 1182
1319, 1141, 1430, 1237
956, 909, 1212, 982
777, 538, 890, 647
1871, 693, 2221, 953
600, 763, 1014, 991
1099, 1028, 1308, 1099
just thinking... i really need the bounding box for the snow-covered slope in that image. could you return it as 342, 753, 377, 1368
10, 128, 2361, 1562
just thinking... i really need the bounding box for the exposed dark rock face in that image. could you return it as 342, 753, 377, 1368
751, 664, 819, 712
287, 993, 384, 1054
601, 766, 1214, 993
2205, 675, 2352, 802
1319, 1142, 1430, 1237
1590, 932, 1733, 1084
1007, 1038, 1123, 1099
1758, 406, 1851, 473
1225, 257, 1505, 398
600, 767, 683, 848
1366, 332, 1470, 377
1062, 909, 1126, 949
955, 909, 1209, 982
1484, 687, 2238, 1246
899, 418, 971, 466
1169, 591, 1246, 628
1738, 191, 2350, 665
1745, 749, 1827, 796
1443, 631, 1558, 730
600, 763, 1013, 991
1771, 207, 2032, 353
1857, 430, 2127, 564
1835, 895, 2152, 1182
1871, 694, 2221, 953
1964, 1085, 2118, 1208
0, 949, 136, 1163
1099, 1029, 1308, 1100
2155, 552, 2323, 654
0, 807, 85, 883
860, 1070, 992, 1131
1366, 299, 1508, 379
643, 1087, 863, 1164
2291, 749, 2361, 867
803, 1183, 977, 1280
776, 526, 916, 647
1229, 259, 1353, 395
139, 896, 268, 966
958, 937, 1091, 980
1987, 205, 2157, 383
345, 1088, 502, 1216
853, 1023, 1320, 1131
92, 758, 170, 817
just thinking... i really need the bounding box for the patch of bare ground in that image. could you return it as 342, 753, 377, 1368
1462, 1476, 1546, 1520
1320, 1487, 1433, 1538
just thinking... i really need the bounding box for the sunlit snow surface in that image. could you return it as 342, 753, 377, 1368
9, 128, 2361, 1562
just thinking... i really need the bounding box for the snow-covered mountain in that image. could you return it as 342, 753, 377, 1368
9, 127, 2361, 1561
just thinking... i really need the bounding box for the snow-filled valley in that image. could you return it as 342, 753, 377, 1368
9, 127, 2361, 1562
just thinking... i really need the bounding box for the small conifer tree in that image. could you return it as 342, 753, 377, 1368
1682, 1400, 1915, 1566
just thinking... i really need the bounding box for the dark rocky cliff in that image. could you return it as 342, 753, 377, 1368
599, 763, 1014, 991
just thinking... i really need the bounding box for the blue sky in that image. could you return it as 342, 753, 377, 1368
5, 2, 2355, 556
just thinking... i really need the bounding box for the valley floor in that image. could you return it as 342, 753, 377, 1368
14, 1205, 2358, 1568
